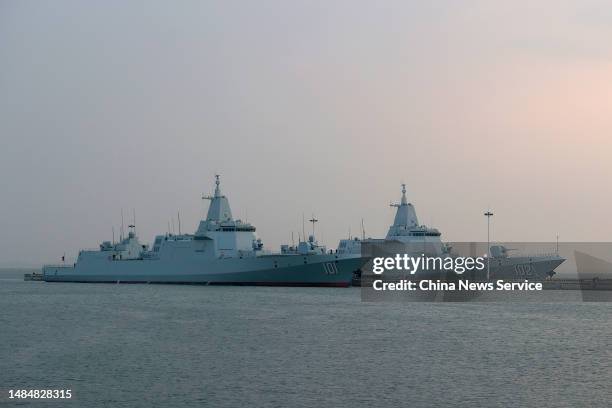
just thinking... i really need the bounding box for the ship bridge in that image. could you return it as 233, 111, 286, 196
195, 175, 256, 234
384, 184, 445, 255
193, 175, 261, 255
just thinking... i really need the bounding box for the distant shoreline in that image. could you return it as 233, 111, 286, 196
0, 267, 40, 272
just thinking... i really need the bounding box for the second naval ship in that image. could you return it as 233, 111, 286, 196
339, 184, 565, 283
43, 176, 366, 286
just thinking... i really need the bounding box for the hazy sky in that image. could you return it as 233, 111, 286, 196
2, 1, 612, 266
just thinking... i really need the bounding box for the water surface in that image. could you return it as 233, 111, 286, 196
1, 270, 611, 407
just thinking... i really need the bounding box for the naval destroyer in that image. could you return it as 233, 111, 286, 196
43, 176, 366, 286
338, 184, 565, 283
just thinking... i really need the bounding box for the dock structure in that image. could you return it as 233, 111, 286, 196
541, 278, 612, 290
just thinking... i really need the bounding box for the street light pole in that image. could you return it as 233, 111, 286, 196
484, 210, 494, 280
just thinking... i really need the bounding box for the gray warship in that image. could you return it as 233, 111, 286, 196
43, 176, 366, 286
338, 184, 565, 284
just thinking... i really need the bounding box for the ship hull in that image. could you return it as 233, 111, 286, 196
43, 255, 366, 287
484, 257, 564, 281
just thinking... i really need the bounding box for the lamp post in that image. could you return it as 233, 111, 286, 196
484, 210, 494, 280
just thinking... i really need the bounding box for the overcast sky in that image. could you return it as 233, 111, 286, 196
2, 1, 612, 266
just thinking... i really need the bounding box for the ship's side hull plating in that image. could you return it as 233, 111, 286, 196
43, 255, 366, 287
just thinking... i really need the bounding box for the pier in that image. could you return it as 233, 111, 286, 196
23, 272, 43, 281
541, 278, 612, 290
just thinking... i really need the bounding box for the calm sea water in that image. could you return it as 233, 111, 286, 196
1, 269, 611, 408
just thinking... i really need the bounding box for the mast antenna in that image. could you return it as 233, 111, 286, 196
121, 209, 124, 241
361, 218, 366, 240
302, 213, 306, 243
309, 214, 318, 237
178, 211, 181, 235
